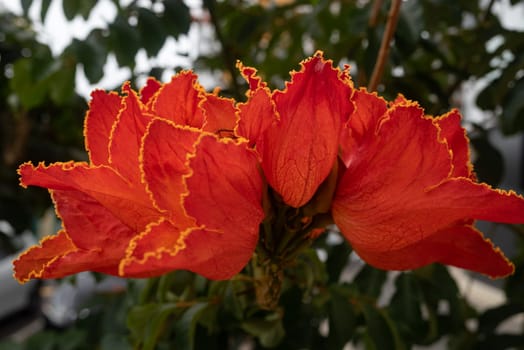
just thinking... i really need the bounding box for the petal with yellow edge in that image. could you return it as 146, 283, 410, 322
124, 133, 264, 279
236, 87, 276, 148
333, 89, 524, 277
84, 90, 122, 166
433, 109, 474, 178
355, 224, 514, 278
108, 84, 151, 183
140, 118, 200, 224
258, 52, 354, 207
18, 162, 158, 230
149, 72, 205, 128
13, 188, 139, 282
201, 93, 238, 135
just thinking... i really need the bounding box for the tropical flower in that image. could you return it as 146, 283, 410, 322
14, 75, 265, 283
14, 52, 524, 286
332, 91, 524, 278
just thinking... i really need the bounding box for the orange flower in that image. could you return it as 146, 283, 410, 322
332, 90, 524, 278
239, 52, 524, 278
14, 52, 524, 284
14, 75, 264, 283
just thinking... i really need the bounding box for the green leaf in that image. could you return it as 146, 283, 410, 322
108, 17, 140, 68
361, 304, 405, 350
163, 0, 192, 38
40, 0, 51, 23
476, 334, 524, 350
327, 285, 357, 349
78, 0, 98, 20
325, 240, 352, 283
26, 331, 58, 350
100, 334, 132, 350
21, 0, 33, 16
137, 8, 167, 57
70, 29, 107, 83
63, 1, 79, 21
0, 341, 24, 350
10, 58, 48, 108
353, 264, 387, 299
174, 302, 209, 350
241, 312, 285, 348
55, 328, 87, 350
396, 0, 424, 52
127, 303, 179, 350
48, 59, 76, 104
388, 273, 426, 343
478, 303, 524, 334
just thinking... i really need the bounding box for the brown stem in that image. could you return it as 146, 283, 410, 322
367, 0, 402, 91
368, 0, 384, 28
204, 0, 242, 100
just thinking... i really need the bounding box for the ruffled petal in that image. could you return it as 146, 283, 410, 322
140, 77, 162, 105
340, 89, 387, 167
108, 84, 152, 183
123, 135, 264, 280
238, 62, 267, 91
149, 72, 205, 128
334, 90, 524, 277
260, 52, 354, 207
201, 94, 238, 135
334, 104, 454, 250
184, 134, 264, 232
140, 118, 200, 224
18, 162, 158, 230
236, 88, 276, 148
434, 109, 474, 178
14, 229, 122, 283
120, 219, 257, 280
13, 231, 77, 283
51, 189, 138, 251
355, 225, 514, 278
84, 90, 122, 166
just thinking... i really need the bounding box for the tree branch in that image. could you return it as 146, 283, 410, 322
367, 0, 402, 91
368, 0, 383, 28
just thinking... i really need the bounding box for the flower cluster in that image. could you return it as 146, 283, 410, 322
13, 52, 524, 285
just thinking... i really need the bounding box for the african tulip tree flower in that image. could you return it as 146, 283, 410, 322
13, 52, 524, 288
14, 75, 265, 283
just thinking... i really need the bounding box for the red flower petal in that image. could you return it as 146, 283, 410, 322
140, 77, 162, 105
238, 62, 267, 91
51, 189, 138, 251
122, 135, 264, 279
13, 186, 142, 283
108, 84, 152, 183
201, 94, 238, 135
340, 89, 387, 167
236, 87, 276, 148
333, 90, 524, 277
260, 53, 354, 207
434, 109, 474, 178
18, 162, 157, 230
355, 225, 514, 278
149, 72, 205, 128
121, 219, 257, 279
184, 135, 264, 232
140, 118, 200, 224
13, 231, 77, 283
84, 90, 122, 166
